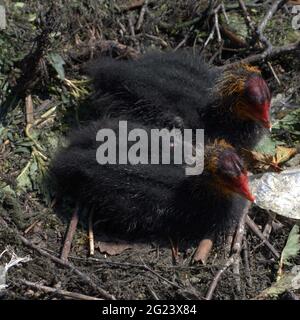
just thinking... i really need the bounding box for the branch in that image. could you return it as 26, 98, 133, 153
257, 0, 289, 35
222, 41, 300, 69
256, 0, 289, 50
245, 215, 280, 259
205, 201, 252, 300
60, 205, 79, 262
18, 234, 116, 300
19, 279, 103, 300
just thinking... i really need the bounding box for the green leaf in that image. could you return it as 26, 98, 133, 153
14, 2, 25, 9
28, 13, 37, 22
1, 185, 16, 197
16, 158, 38, 191
254, 135, 277, 155
281, 225, 300, 266
258, 266, 300, 299
273, 109, 300, 139
48, 53, 66, 80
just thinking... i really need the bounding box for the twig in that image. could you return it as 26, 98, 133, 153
19, 279, 103, 300
18, 233, 116, 299
128, 13, 140, 51
205, 253, 238, 300
88, 210, 95, 256
256, 0, 289, 50
222, 41, 300, 68
146, 284, 160, 300
169, 236, 179, 264
232, 205, 249, 254
174, 32, 190, 51
144, 34, 168, 48
221, 2, 229, 24
242, 239, 253, 287
140, 258, 181, 289
24, 220, 40, 235
203, 4, 222, 49
205, 202, 252, 300
262, 214, 275, 239
136, 0, 148, 31
238, 0, 256, 33
257, 0, 289, 37
238, 0, 283, 86
214, 8, 221, 43
60, 205, 79, 262
225, 233, 234, 257
245, 215, 280, 259
25, 95, 34, 125
203, 24, 216, 49
232, 258, 241, 294
267, 61, 281, 85
239, 1, 282, 85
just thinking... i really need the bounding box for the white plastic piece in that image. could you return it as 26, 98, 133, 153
250, 169, 300, 220
0, 248, 31, 291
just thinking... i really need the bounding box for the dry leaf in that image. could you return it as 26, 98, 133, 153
273, 146, 297, 166
97, 240, 134, 256
243, 149, 274, 170
243, 146, 297, 171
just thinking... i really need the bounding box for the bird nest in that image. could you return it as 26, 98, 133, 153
0, 0, 300, 300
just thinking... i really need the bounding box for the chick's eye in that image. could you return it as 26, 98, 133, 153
245, 76, 270, 106
218, 152, 244, 177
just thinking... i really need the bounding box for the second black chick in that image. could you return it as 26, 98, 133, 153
86, 50, 272, 150
50, 118, 254, 240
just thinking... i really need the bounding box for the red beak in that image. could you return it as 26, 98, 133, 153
232, 173, 255, 202
255, 101, 271, 129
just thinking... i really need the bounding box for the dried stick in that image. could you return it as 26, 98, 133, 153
144, 34, 168, 48
242, 239, 253, 287
232, 258, 241, 294
222, 41, 300, 68
146, 284, 160, 300
238, 0, 282, 85
257, 0, 289, 37
18, 234, 116, 300
60, 205, 79, 262
88, 210, 95, 256
128, 13, 140, 51
245, 215, 280, 259
140, 258, 181, 289
19, 279, 103, 300
205, 253, 238, 300
136, 0, 148, 31
169, 236, 179, 264
202, 4, 222, 49
205, 201, 252, 300
257, 0, 289, 49
25, 95, 34, 125
262, 215, 275, 239
238, 0, 256, 33
174, 32, 190, 51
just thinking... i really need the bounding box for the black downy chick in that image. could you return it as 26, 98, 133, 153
86, 50, 272, 150
50, 118, 254, 240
